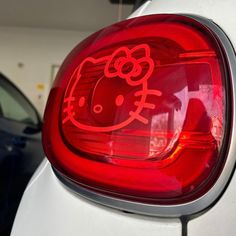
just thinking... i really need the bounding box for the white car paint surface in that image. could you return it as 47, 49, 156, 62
12, 0, 236, 235
11, 160, 181, 236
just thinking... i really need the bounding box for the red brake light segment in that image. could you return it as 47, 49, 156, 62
43, 15, 230, 204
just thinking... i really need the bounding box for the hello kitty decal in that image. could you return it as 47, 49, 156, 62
62, 44, 162, 132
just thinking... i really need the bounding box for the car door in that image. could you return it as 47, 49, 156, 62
0, 73, 44, 234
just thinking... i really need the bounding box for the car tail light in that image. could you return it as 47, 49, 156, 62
43, 14, 231, 205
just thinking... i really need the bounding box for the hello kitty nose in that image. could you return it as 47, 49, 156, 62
93, 104, 103, 114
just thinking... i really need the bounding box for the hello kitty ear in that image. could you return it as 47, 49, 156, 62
76, 56, 108, 79
130, 44, 151, 59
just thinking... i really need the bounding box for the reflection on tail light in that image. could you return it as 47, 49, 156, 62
43, 15, 231, 204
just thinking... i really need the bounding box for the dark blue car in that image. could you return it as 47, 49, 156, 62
0, 73, 44, 235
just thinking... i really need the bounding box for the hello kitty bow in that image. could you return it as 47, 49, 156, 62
104, 44, 155, 86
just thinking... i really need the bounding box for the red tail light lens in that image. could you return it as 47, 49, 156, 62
43, 15, 230, 204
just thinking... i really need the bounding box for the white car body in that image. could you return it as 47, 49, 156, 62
11, 0, 236, 235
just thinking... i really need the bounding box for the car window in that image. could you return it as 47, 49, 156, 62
0, 75, 39, 125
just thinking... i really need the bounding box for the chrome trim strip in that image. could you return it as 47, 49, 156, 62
54, 15, 236, 217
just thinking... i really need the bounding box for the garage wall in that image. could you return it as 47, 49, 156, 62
0, 26, 92, 115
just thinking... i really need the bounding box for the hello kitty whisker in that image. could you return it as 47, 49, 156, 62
63, 106, 74, 113
62, 116, 70, 124
64, 97, 75, 103
135, 89, 162, 97
62, 111, 75, 124
134, 101, 155, 109
63, 105, 75, 124
129, 111, 149, 125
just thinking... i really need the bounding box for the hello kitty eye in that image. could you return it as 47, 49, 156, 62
115, 94, 124, 107
78, 96, 85, 107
